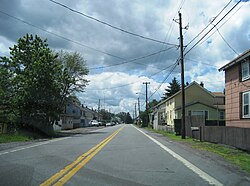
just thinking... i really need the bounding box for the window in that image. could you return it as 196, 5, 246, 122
190, 110, 209, 119
242, 91, 250, 118
219, 111, 225, 119
241, 61, 250, 81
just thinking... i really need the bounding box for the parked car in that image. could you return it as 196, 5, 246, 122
105, 122, 112, 127
99, 121, 106, 126
89, 120, 99, 127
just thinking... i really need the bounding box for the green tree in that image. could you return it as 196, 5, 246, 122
0, 34, 89, 135
125, 112, 133, 124
57, 51, 89, 103
0, 59, 14, 125
8, 34, 62, 134
100, 109, 114, 121
116, 112, 127, 123
163, 77, 180, 99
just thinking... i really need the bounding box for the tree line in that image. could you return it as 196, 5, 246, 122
0, 34, 89, 135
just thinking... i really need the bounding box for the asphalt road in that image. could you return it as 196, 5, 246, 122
0, 124, 249, 186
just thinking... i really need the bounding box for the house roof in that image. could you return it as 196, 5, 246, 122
212, 92, 225, 97
175, 101, 225, 111
219, 49, 250, 71
164, 81, 215, 102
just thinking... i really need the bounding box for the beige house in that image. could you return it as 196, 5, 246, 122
164, 81, 225, 128
219, 49, 250, 128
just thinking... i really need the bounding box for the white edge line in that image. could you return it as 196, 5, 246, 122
0, 136, 71, 156
132, 125, 223, 186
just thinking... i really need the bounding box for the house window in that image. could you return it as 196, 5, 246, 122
190, 110, 209, 119
219, 111, 225, 119
241, 61, 250, 81
242, 91, 250, 118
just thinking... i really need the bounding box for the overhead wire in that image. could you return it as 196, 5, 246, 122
86, 62, 178, 91
186, 0, 233, 47
184, 0, 242, 56
0, 10, 125, 60
193, 4, 244, 53
89, 46, 176, 70
146, 0, 185, 77
213, 25, 239, 55
148, 60, 179, 100
48, 0, 178, 47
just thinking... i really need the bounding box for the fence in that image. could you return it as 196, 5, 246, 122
201, 126, 250, 152
172, 116, 250, 152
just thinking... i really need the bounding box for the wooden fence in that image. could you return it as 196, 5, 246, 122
172, 116, 250, 152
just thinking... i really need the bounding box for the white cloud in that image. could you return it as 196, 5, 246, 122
0, 0, 249, 115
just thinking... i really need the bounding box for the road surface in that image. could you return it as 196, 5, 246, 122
0, 124, 249, 185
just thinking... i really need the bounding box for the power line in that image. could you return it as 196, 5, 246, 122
86, 62, 177, 91
184, 0, 242, 56
0, 10, 125, 60
186, 0, 233, 47
148, 61, 179, 100
185, 58, 219, 68
89, 46, 176, 70
213, 25, 239, 55
191, 4, 243, 51
148, 0, 185, 76
48, 0, 178, 47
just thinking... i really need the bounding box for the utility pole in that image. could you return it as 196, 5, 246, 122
134, 103, 137, 122
138, 97, 141, 125
98, 99, 100, 121
179, 12, 186, 139
143, 82, 150, 126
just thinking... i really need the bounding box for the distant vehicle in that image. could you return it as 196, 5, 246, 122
89, 120, 99, 127
105, 122, 112, 127
98, 121, 104, 126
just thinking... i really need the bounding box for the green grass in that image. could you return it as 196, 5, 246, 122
145, 127, 250, 174
0, 133, 31, 143
191, 142, 250, 174
146, 127, 193, 142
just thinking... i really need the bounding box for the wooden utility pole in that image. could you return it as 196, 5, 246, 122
179, 12, 186, 139
98, 99, 100, 121
143, 82, 150, 126
134, 103, 137, 121
138, 97, 141, 124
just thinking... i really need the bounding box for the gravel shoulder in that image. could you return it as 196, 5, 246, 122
0, 126, 105, 151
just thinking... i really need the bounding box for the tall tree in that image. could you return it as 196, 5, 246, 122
5, 34, 63, 134
125, 112, 133, 124
0, 34, 89, 135
57, 51, 89, 103
163, 77, 180, 99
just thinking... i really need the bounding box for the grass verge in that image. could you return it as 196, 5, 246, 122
145, 127, 250, 174
0, 133, 31, 143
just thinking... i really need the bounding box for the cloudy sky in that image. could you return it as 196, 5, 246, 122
0, 0, 249, 115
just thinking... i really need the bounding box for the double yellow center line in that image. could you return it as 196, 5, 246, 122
40, 126, 124, 186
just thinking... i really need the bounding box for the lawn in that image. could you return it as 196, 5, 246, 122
0, 133, 31, 143
145, 127, 250, 174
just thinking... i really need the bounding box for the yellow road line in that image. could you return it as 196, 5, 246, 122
40, 126, 124, 186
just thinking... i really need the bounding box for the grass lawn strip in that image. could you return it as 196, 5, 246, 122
145, 127, 250, 174
0, 133, 31, 143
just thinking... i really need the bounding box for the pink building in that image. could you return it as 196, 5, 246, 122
219, 49, 250, 128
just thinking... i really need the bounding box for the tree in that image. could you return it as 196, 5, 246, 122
100, 109, 114, 121
116, 112, 127, 123
4, 34, 63, 134
116, 112, 132, 124
0, 34, 89, 135
163, 77, 180, 99
0, 59, 14, 125
148, 99, 159, 111
125, 112, 133, 124
57, 51, 89, 103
